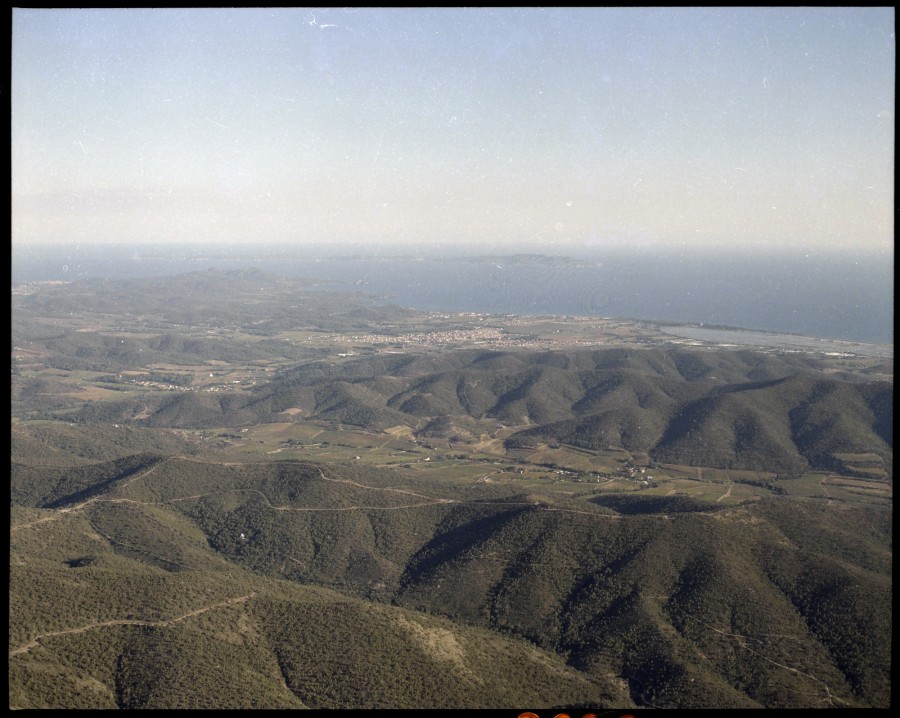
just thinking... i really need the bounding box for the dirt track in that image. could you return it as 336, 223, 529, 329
9, 593, 255, 658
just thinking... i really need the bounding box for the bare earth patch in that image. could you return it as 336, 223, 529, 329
396, 615, 481, 684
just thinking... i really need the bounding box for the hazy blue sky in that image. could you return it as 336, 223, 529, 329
11, 7, 895, 253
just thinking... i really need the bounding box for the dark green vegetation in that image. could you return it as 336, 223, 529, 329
10, 270, 892, 709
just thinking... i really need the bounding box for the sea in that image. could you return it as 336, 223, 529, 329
11, 242, 893, 349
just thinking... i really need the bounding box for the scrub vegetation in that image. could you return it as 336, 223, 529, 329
10, 270, 891, 709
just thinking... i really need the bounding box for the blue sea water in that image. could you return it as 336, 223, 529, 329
11, 242, 893, 346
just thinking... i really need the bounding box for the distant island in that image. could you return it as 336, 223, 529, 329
321, 254, 600, 268
325, 254, 426, 262
450, 253, 602, 268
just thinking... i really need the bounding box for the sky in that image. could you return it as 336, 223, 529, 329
11, 7, 895, 254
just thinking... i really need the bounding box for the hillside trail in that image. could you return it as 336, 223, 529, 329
10, 460, 169, 532
11, 457, 654, 534
10, 458, 457, 531
9, 593, 255, 659
314, 466, 454, 503
819, 476, 833, 504
313, 468, 636, 518
676, 607, 850, 708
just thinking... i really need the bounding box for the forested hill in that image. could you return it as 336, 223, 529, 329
10, 456, 891, 708
10, 269, 891, 709
59, 346, 891, 477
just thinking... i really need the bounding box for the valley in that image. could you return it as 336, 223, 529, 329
10, 269, 892, 709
